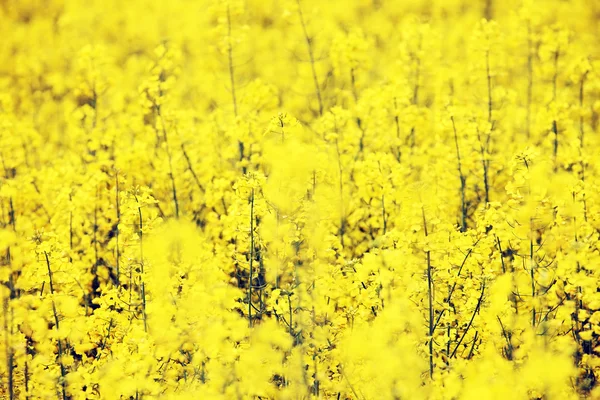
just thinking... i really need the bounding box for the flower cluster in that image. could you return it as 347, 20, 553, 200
1, 0, 600, 398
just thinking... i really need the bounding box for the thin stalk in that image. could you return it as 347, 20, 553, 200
3, 291, 13, 400
530, 224, 536, 327
69, 193, 73, 263
408, 43, 421, 149
446, 322, 451, 365
393, 97, 401, 162
115, 172, 121, 286
248, 188, 255, 328
495, 235, 505, 274
476, 128, 490, 204
467, 331, 478, 359
497, 316, 514, 360
451, 116, 467, 232
573, 197, 583, 368
24, 356, 29, 400
94, 187, 98, 269
335, 138, 345, 248
552, 49, 560, 172
486, 50, 493, 124
479, 49, 494, 204
422, 207, 434, 378
5, 199, 15, 399
296, 0, 323, 116
157, 111, 179, 218
221, 4, 246, 174
350, 68, 359, 103
484, 0, 493, 19
578, 73, 588, 222
44, 252, 67, 400
91, 186, 100, 305
578, 73, 586, 149
134, 195, 148, 333
8, 197, 15, 231
381, 194, 387, 235
181, 144, 205, 193
288, 293, 293, 337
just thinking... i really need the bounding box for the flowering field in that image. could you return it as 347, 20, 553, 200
2, 0, 600, 398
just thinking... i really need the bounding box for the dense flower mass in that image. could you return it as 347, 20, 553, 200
1, 0, 600, 398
